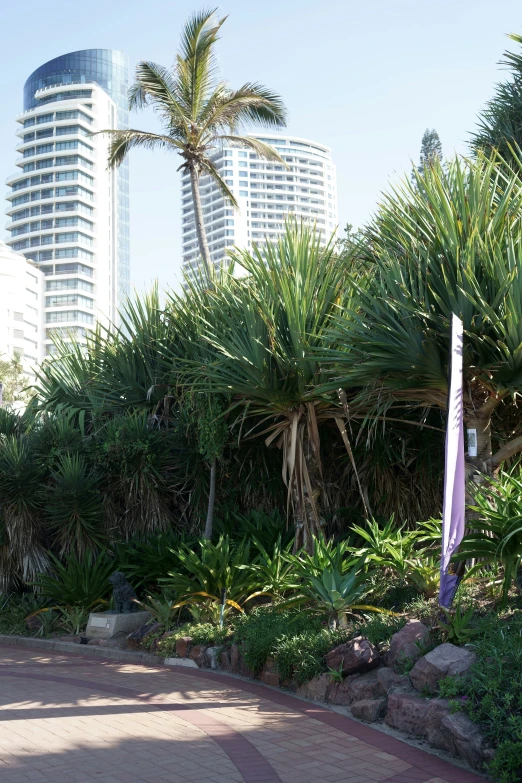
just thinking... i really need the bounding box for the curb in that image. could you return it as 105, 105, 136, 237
0, 633, 165, 666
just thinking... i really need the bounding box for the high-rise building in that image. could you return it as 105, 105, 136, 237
181, 134, 337, 279
4, 50, 130, 355
0, 240, 43, 386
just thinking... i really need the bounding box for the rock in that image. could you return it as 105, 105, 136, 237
351, 698, 387, 723
376, 667, 411, 694
220, 649, 232, 671
410, 643, 476, 694
205, 647, 219, 669
260, 657, 280, 687
425, 698, 452, 750
327, 674, 359, 705
260, 670, 280, 687
175, 636, 193, 658
385, 692, 429, 737
440, 712, 484, 769
188, 644, 207, 667
25, 614, 42, 632
325, 636, 380, 675
87, 638, 102, 646
387, 620, 430, 672
349, 670, 385, 701
296, 673, 330, 702
127, 622, 163, 650
230, 643, 241, 672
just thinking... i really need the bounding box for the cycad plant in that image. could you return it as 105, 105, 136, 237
102, 8, 287, 280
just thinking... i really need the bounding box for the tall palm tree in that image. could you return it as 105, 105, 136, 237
101, 8, 287, 280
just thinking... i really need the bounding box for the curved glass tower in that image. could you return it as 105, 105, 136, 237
5, 50, 130, 354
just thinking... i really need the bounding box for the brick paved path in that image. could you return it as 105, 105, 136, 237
0, 647, 485, 783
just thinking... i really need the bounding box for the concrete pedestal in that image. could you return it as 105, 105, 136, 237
86, 611, 151, 640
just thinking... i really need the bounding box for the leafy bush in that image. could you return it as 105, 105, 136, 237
353, 614, 406, 648
274, 627, 350, 684
453, 470, 522, 607
115, 530, 187, 592
157, 622, 229, 656
233, 605, 321, 673
439, 613, 522, 783
162, 536, 263, 619
33, 551, 113, 608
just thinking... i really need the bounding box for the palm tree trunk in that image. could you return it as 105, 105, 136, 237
204, 458, 217, 540
189, 167, 213, 283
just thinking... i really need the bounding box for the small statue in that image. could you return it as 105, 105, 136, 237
108, 571, 138, 613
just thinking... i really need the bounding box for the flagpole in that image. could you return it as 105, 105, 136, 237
439, 313, 466, 608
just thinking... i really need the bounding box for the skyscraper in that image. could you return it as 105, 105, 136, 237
181, 134, 337, 280
5, 50, 130, 355
0, 240, 43, 386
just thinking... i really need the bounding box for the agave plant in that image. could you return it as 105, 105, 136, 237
285, 560, 389, 629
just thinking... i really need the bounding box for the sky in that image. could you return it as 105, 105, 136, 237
1, 0, 521, 295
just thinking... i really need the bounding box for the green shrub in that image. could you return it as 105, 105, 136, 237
353, 614, 406, 648
33, 551, 113, 608
274, 627, 350, 684
157, 622, 229, 656
233, 605, 321, 673
439, 612, 522, 783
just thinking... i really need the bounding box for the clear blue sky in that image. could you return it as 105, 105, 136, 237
1, 0, 521, 294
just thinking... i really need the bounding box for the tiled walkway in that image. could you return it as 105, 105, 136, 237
0, 647, 485, 783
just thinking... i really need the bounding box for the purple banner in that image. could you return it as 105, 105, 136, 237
439, 314, 466, 608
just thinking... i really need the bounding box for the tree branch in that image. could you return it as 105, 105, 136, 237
491, 435, 522, 468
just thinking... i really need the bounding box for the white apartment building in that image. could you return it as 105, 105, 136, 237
181, 134, 338, 279
0, 240, 43, 386
4, 50, 129, 356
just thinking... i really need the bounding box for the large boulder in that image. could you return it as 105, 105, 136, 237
296, 673, 330, 702
385, 692, 430, 737
376, 667, 411, 694
349, 671, 385, 702
387, 620, 430, 672
188, 644, 208, 667
327, 674, 359, 705
410, 643, 476, 694
351, 698, 387, 723
425, 698, 452, 750
220, 649, 232, 671
440, 712, 485, 769
175, 636, 193, 658
325, 636, 380, 675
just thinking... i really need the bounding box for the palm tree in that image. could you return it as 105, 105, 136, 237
323, 154, 522, 505
101, 8, 287, 281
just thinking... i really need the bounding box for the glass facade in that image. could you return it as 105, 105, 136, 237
23, 50, 130, 303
